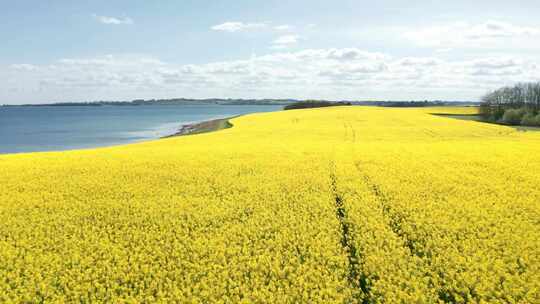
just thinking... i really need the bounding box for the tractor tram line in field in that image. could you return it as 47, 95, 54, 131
355, 163, 460, 303
358, 166, 421, 258
329, 167, 371, 303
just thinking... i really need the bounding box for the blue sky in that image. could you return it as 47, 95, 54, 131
2, 0, 540, 104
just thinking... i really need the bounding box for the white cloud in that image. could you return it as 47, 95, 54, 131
270, 45, 289, 50
10, 64, 38, 71
93, 14, 134, 25
397, 57, 441, 67
404, 20, 540, 48
57, 55, 164, 67
462, 58, 531, 77
468, 58, 521, 69
319, 63, 388, 80
274, 25, 292, 31
435, 48, 453, 53
211, 22, 266, 32
465, 21, 539, 38
4, 49, 540, 103
324, 48, 388, 61
273, 35, 300, 45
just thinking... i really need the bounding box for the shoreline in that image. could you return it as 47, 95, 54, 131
162, 116, 237, 138
0, 104, 286, 155
0, 116, 239, 155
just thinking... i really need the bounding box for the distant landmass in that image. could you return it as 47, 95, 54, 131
2, 98, 480, 107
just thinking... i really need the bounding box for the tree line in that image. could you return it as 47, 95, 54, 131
283, 101, 351, 110
480, 82, 540, 126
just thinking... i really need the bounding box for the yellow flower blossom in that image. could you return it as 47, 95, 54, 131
0, 106, 538, 302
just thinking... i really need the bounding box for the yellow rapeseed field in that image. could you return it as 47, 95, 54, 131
1, 106, 539, 303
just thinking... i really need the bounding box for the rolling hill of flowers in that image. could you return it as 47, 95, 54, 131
1, 106, 539, 303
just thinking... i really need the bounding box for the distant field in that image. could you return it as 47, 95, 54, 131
1, 106, 539, 303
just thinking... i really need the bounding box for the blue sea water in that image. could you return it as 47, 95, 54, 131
0, 105, 282, 154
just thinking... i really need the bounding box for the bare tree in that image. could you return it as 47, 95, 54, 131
480, 82, 540, 121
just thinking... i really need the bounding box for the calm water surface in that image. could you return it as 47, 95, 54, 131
0, 105, 281, 154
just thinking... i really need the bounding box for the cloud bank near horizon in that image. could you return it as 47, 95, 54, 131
4, 46, 539, 104
92, 14, 134, 25
3, 18, 540, 104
